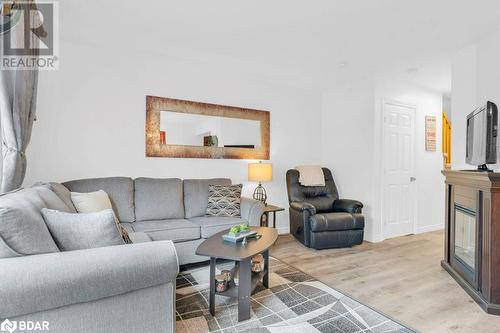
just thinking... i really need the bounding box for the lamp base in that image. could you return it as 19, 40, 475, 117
253, 183, 267, 205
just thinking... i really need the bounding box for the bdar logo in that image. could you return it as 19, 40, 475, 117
0, 319, 17, 333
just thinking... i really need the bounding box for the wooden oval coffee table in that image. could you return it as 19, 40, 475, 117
196, 226, 278, 322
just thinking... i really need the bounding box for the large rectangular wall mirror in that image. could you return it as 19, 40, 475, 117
146, 96, 270, 159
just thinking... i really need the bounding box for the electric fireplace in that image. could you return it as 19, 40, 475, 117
442, 170, 500, 315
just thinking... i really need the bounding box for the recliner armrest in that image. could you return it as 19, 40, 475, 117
333, 199, 363, 214
290, 201, 316, 215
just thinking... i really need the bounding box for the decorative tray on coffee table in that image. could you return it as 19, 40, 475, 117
222, 230, 258, 243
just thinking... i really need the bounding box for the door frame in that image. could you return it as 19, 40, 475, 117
380, 99, 418, 240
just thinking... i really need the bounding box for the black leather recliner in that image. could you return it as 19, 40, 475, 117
286, 168, 365, 249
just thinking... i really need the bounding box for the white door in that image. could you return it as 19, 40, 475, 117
382, 101, 416, 239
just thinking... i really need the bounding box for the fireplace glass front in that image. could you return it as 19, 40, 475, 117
454, 205, 476, 271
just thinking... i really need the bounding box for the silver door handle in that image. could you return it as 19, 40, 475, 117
410, 177, 416, 182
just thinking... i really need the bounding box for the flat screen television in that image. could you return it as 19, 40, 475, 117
466, 101, 498, 171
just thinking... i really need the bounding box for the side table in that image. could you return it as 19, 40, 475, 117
260, 204, 284, 228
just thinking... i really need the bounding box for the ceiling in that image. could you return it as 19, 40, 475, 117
60, 0, 500, 93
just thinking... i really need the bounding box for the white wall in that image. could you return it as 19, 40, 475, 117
476, 28, 500, 171
322, 78, 444, 242
451, 46, 477, 169
476, 28, 500, 116
451, 27, 500, 170
443, 95, 451, 121
321, 79, 377, 240
26, 41, 323, 234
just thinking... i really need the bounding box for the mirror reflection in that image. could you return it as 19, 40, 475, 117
159, 111, 261, 148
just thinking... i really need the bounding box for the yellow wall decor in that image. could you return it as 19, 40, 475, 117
442, 112, 451, 168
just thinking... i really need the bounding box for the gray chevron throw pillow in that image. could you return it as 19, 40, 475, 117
206, 184, 242, 217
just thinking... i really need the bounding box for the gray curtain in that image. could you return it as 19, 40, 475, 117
0, 2, 39, 193
0, 70, 38, 193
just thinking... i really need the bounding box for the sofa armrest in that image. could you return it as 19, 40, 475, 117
128, 231, 152, 243
290, 201, 317, 215
0, 241, 179, 319
241, 197, 265, 226
332, 199, 363, 214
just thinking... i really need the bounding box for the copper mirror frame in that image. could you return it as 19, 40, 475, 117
145, 96, 270, 159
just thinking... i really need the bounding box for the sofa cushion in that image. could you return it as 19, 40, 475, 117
33, 185, 75, 213
41, 208, 125, 251
184, 178, 231, 218
309, 213, 365, 232
49, 182, 77, 212
189, 216, 245, 238
33, 183, 76, 213
133, 219, 200, 242
0, 188, 59, 258
121, 222, 134, 233
134, 178, 184, 221
63, 177, 135, 222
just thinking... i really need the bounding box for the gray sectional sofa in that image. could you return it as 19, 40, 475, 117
62, 177, 265, 265
0, 177, 264, 333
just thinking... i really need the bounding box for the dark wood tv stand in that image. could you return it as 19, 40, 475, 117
442, 170, 500, 315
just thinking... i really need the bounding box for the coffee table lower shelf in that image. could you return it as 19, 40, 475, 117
216, 270, 267, 298
209, 253, 270, 322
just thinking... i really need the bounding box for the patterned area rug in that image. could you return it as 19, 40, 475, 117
176, 257, 415, 333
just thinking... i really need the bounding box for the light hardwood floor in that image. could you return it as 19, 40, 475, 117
270, 231, 500, 333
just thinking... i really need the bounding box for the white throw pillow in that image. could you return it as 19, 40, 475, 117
71, 190, 113, 213
70, 190, 131, 243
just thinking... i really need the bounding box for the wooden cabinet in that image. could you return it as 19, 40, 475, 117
442, 170, 500, 315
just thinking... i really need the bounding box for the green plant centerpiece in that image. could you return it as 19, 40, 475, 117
229, 223, 250, 236
229, 226, 240, 235
222, 223, 257, 243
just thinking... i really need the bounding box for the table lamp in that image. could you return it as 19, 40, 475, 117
248, 161, 273, 205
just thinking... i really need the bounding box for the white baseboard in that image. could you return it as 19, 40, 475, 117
277, 225, 441, 240
363, 224, 443, 243
416, 224, 444, 234
276, 227, 289, 235
364, 233, 383, 243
